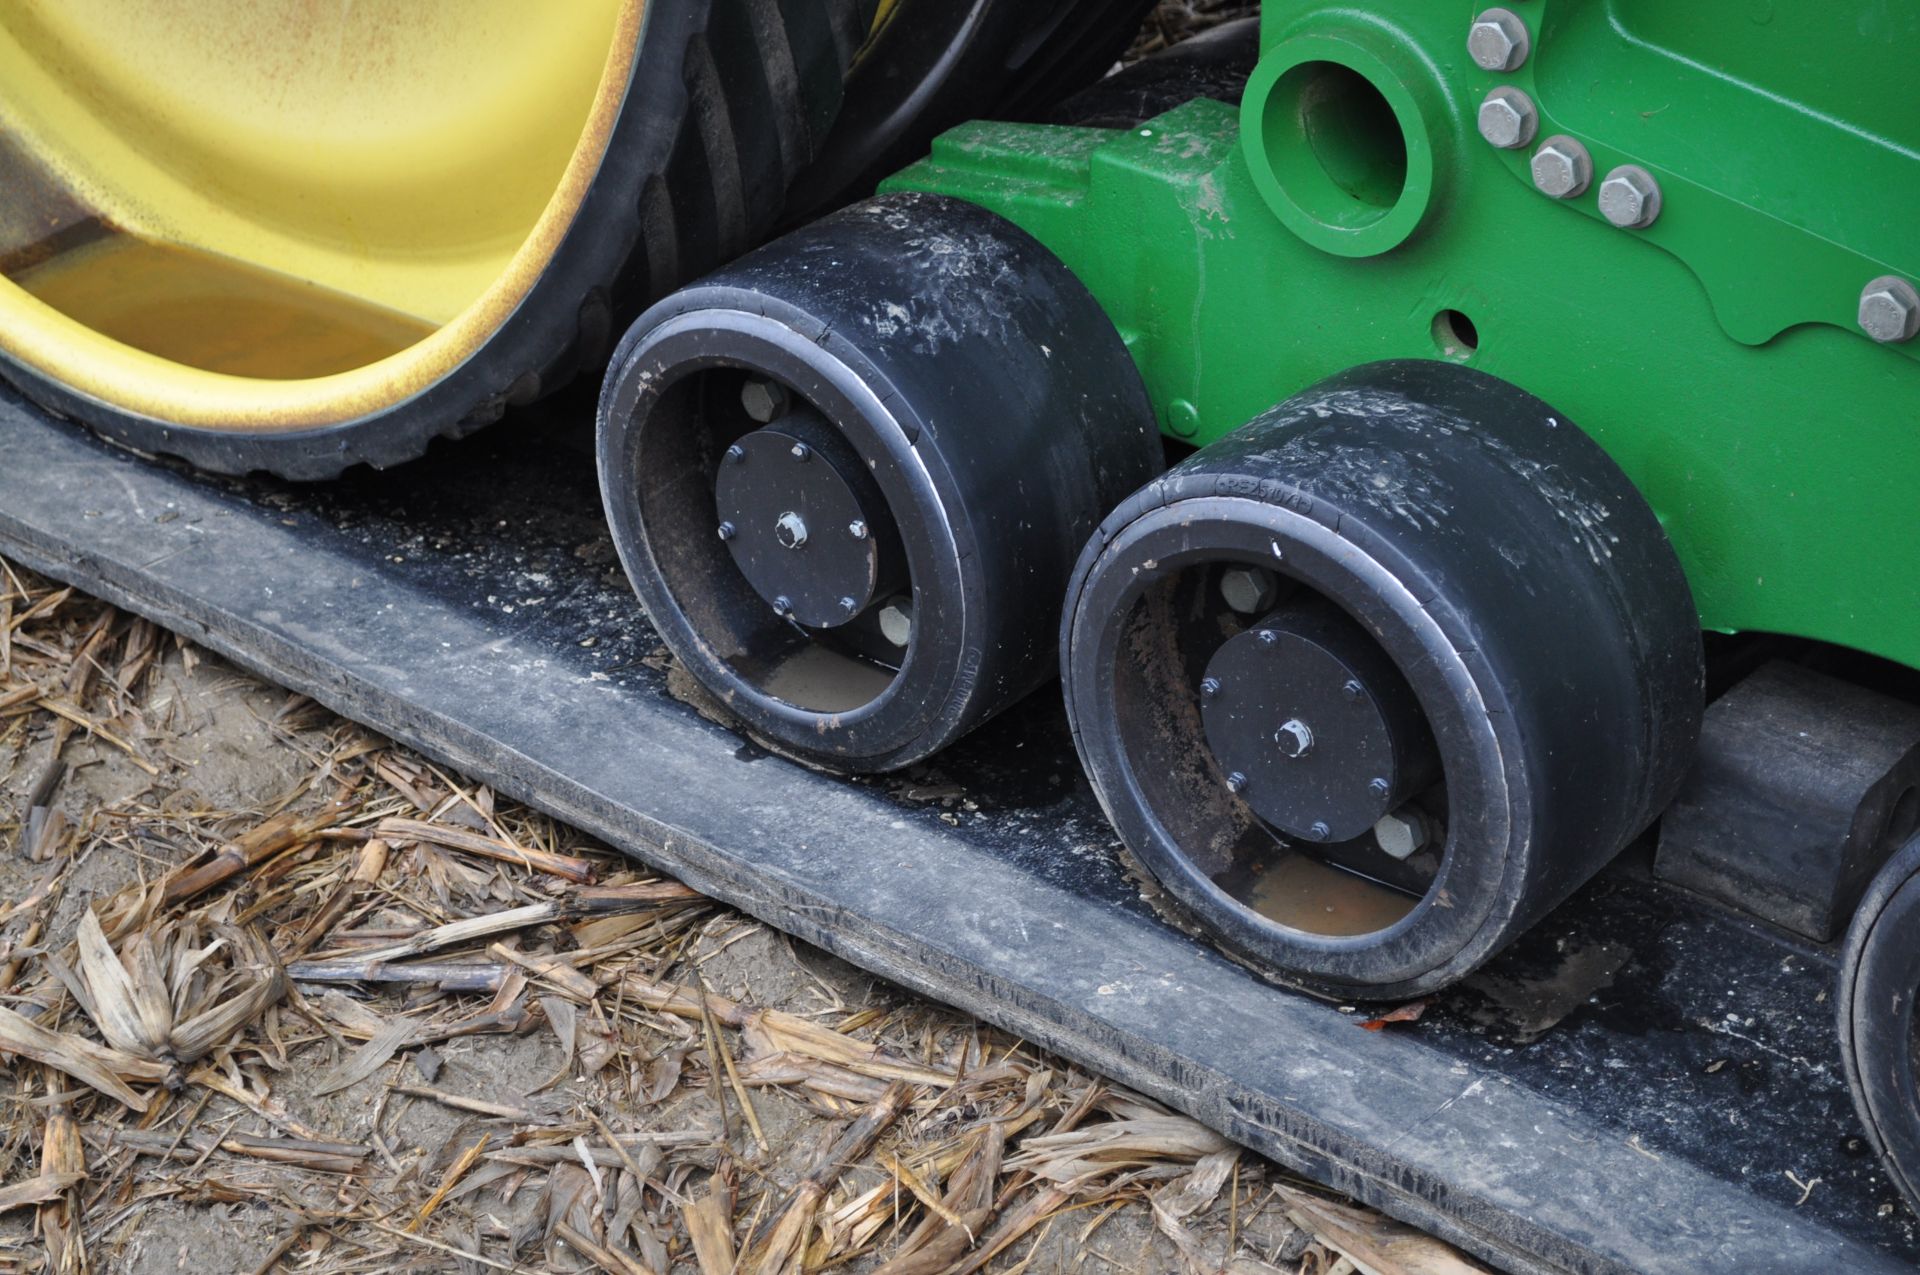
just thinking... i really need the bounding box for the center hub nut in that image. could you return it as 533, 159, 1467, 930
1199, 596, 1438, 842
713, 408, 895, 629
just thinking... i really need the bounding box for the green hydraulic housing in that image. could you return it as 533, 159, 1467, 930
883, 0, 1920, 672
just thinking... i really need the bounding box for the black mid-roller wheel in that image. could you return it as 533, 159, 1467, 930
1839, 833, 1920, 1217
598, 192, 1162, 771
1062, 361, 1704, 999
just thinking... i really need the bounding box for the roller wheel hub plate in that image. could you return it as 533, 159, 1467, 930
1200, 603, 1411, 842
714, 415, 889, 629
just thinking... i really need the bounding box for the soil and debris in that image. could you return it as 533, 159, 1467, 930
0, 563, 1493, 1274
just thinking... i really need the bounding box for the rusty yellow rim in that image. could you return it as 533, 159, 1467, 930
0, 0, 640, 431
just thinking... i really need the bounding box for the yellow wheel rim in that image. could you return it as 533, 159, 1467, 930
0, 0, 640, 431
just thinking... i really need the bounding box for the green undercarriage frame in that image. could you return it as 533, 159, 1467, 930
885, 0, 1920, 672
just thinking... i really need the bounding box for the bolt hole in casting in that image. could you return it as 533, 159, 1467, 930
1431, 309, 1479, 360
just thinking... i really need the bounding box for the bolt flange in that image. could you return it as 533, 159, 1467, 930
1531, 136, 1593, 200
1860, 276, 1920, 344
1477, 87, 1538, 150
1598, 165, 1662, 229
1468, 8, 1530, 72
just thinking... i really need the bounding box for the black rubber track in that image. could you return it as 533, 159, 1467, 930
1839, 833, 1920, 1217
0, 0, 876, 481
782, 0, 1160, 221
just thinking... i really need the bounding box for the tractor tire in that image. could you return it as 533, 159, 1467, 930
0, 0, 875, 479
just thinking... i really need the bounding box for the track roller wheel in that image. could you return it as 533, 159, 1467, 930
598, 192, 1162, 771
1839, 833, 1920, 1217
1061, 361, 1703, 999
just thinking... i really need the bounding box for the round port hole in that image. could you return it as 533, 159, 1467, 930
1241, 35, 1442, 258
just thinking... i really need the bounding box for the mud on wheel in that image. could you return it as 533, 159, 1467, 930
1062, 362, 1704, 1000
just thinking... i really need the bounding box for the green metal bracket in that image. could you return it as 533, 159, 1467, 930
882, 0, 1920, 673
1455, 1, 1920, 356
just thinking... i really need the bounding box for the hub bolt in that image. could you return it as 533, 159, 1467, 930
1468, 8, 1530, 72
1598, 165, 1662, 229
773, 595, 795, 616
1308, 821, 1332, 842
723, 443, 746, 465
1275, 718, 1315, 759
848, 520, 869, 540
774, 512, 809, 549
1200, 676, 1222, 700
878, 597, 914, 647
1368, 777, 1391, 798
1342, 679, 1365, 703
741, 379, 788, 423
1256, 629, 1279, 647
1374, 808, 1431, 861
717, 521, 737, 542
1219, 567, 1279, 615
1225, 772, 1248, 795
1477, 87, 1538, 150
790, 442, 812, 463
1859, 276, 1920, 344
1531, 136, 1593, 200
840, 596, 859, 613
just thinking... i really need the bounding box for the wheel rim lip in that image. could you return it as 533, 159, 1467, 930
0, 0, 643, 432
1065, 493, 1521, 989
1840, 834, 1920, 1211
599, 306, 972, 765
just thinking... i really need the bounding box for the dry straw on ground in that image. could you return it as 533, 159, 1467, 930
0, 558, 1487, 1272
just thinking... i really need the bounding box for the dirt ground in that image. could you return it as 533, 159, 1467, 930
0, 565, 1493, 1275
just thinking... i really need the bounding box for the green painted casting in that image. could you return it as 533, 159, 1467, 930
882, 0, 1920, 672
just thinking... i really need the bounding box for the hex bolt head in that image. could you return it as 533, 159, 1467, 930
716, 521, 737, 542
1308, 821, 1332, 842
740, 379, 788, 423
839, 596, 859, 613
1468, 7, 1530, 72
1374, 809, 1431, 861
1342, 679, 1365, 703
1274, 718, 1315, 759
774, 511, 808, 550
723, 443, 746, 465
848, 520, 869, 540
1598, 164, 1662, 229
878, 597, 914, 647
1219, 566, 1279, 615
1368, 777, 1391, 799
789, 442, 812, 463
1531, 135, 1593, 199
1256, 629, 1279, 647
1225, 772, 1248, 795
1859, 276, 1920, 344
1199, 676, 1222, 700
1477, 87, 1538, 150
772, 595, 794, 616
